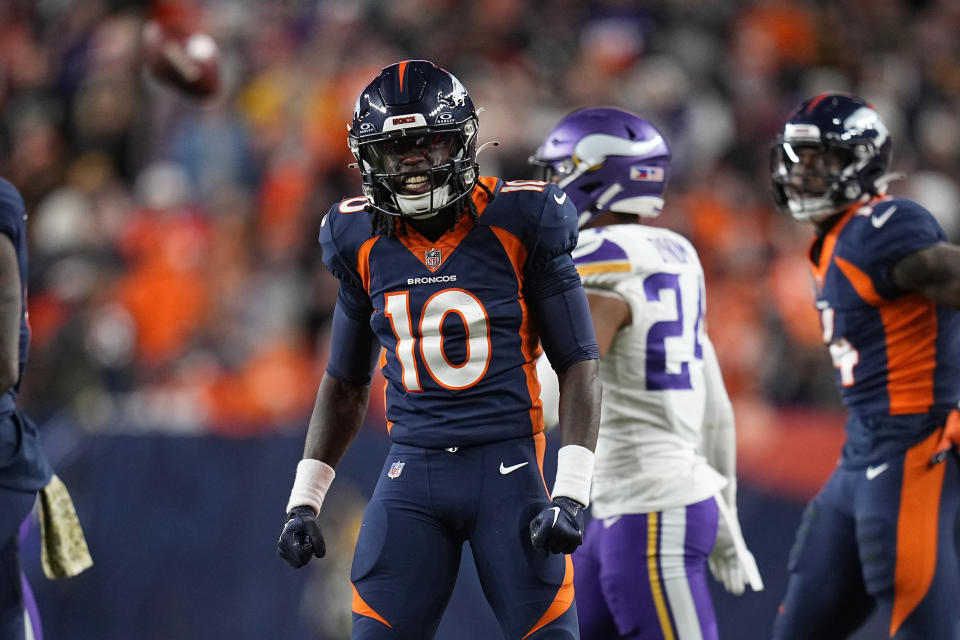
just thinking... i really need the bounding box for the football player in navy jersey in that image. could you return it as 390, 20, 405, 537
770, 93, 960, 639
277, 60, 601, 639
531, 108, 762, 640
0, 178, 53, 640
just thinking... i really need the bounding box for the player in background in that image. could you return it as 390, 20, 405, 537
276, 60, 602, 639
0, 177, 51, 640
769, 93, 960, 639
530, 107, 762, 640
0, 178, 93, 640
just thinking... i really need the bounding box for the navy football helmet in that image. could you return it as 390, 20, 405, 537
529, 107, 671, 228
771, 93, 892, 221
348, 60, 479, 218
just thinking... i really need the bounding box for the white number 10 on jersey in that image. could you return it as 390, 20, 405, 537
385, 289, 492, 390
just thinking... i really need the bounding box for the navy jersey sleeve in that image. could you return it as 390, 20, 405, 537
523, 185, 598, 370
318, 200, 367, 290
0, 178, 25, 244
861, 198, 946, 298
326, 282, 379, 384
525, 183, 580, 284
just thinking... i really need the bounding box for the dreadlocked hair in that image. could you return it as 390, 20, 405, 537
368, 179, 494, 239
370, 206, 402, 238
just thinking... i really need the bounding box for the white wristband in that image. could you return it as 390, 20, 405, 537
551, 444, 594, 507
285, 459, 336, 515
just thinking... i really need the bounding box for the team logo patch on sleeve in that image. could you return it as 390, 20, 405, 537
388, 461, 405, 479
630, 166, 664, 181
425, 248, 442, 269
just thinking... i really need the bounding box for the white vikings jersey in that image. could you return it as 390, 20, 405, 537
572, 224, 733, 518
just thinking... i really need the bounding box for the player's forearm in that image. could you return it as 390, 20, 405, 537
556, 358, 601, 451
893, 243, 960, 309
0, 236, 20, 393
701, 340, 737, 483
699, 339, 737, 511
302, 372, 371, 467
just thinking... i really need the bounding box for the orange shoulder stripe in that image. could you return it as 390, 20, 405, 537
356, 236, 378, 294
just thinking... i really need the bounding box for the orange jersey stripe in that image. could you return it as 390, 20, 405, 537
890, 429, 946, 636
356, 236, 378, 294
489, 226, 545, 436
522, 554, 575, 639
834, 257, 937, 414
808, 206, 857, 285
351, 583, 392, 628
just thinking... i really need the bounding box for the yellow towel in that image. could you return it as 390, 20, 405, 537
38, 474, 93, 579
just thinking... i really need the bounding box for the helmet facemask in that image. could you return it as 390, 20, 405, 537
351, 118, 479, 220
771, 140, 865, 221
770, 96, 892, 223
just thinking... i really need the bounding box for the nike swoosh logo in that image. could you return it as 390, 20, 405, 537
549, 506, 561, 527
499, 461, 529, 475
553, 192, 567, 205
871, 205, 897, 228
866, 462, 889, 480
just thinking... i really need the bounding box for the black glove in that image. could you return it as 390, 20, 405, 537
529, 496, 585, 554
277, 505, 325, 568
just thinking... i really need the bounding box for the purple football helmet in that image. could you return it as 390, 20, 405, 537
530, 107, 671, 228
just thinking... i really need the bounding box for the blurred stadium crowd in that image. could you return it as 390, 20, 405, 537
1, 0, 958, 435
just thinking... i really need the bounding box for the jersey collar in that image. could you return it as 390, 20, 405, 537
394, 177, 497, 272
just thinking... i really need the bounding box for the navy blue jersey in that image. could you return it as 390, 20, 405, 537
809, 197, 960, 461
0, 178, 50, 492
0, 178, 29, 414
320, 177, 588, 448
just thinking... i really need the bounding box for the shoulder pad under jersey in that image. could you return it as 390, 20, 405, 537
479, 179, 579, 272
573, 225, 702, 290
318, 196, 376, 289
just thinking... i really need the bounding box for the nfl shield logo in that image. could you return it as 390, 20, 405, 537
388, 461, 405, 479
425, 248, 441, 269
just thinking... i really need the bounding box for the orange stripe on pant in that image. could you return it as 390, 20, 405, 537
352, 583, 392, 629
834, 257, 937, 414
522, 554, 575, 639
890, 428, 946, 636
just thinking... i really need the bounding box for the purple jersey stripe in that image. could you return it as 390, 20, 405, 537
574, 238, 628, 264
